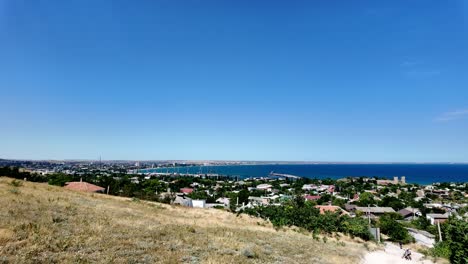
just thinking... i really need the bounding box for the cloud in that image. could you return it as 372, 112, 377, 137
435, 109, 468, 122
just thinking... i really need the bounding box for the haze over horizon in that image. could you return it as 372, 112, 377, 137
1, 1, 468, 162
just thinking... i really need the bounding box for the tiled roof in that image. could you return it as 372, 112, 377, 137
180, 188, 194, 194
64, 181, 105, 193
315, 205, 349, 215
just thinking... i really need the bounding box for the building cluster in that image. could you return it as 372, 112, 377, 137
2, 158, 466, 249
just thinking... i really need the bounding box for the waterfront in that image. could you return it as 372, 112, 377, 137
139, 164, 468, 185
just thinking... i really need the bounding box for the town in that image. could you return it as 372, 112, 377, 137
1, 159, 466, 260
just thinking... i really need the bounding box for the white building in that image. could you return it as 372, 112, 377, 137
256, 184, 273, 191
192, 199, 206, 208
426, 213, 449, 225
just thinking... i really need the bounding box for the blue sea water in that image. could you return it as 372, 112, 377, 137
139, 164, 468, 185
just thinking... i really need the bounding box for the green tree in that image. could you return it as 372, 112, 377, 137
379, 196, 405, 211
442, 217, 468, 264
357, 192, 375, 206
378, 213, 412, 243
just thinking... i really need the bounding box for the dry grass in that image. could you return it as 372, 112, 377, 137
0, 177, 371, 264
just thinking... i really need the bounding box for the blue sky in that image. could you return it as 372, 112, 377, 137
1, 0, 467, 162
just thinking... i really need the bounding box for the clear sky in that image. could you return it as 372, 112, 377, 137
1, 1, 467, 162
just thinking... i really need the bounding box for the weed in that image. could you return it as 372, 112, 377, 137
9, 179, 23, 187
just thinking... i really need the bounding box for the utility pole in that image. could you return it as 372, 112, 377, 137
368, 204, 371, 225
437, 221, 443, 242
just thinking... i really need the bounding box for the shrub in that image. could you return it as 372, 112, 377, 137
9, 179, 23, 187
340, 216, 372, 240
432, 242, 451, 259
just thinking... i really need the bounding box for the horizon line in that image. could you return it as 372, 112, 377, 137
1, 157, 467, 164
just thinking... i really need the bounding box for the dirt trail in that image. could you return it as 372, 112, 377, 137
362, 242, 435, 264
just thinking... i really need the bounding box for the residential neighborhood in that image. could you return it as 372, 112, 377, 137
1, 163, 467, 262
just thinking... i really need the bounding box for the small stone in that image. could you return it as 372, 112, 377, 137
241, 247, 256, 258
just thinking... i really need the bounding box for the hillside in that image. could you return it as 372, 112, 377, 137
0, 177, 371, 264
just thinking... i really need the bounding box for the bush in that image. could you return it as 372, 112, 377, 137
340, 216, 372, 240
9, 179, 23, 187
432, 242, 451, 259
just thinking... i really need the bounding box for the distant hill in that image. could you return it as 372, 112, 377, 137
0, 177, 371, 263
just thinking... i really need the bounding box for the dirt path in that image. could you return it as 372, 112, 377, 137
362, 242, 435, 264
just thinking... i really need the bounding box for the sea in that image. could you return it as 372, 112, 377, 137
138, 164, 468, 185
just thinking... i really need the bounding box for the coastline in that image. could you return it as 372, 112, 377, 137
136, 163, 468, 185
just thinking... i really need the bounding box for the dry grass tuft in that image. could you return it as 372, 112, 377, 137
0, 177, 370, 263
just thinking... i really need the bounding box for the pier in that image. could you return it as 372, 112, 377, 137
269, 172, 302, 179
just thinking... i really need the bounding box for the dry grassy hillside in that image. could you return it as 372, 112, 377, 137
0, 177, 373, 264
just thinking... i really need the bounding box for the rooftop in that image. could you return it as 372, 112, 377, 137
64, 181, 105, 193
355, 206, 395, 214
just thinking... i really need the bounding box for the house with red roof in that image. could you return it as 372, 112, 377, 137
180, 188, 194, 194
64, 179, 105, 193
315, 205, 349, 216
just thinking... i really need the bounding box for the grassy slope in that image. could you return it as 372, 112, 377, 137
0, 177, 371, 264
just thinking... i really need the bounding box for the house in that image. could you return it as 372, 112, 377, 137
423, 203, 443, 209
302, 184, 316, 191
130, 177, 140, 184
256, 184, 273, 191
355, 206, 395, 218
180, 188, 194, 194
315, 205, 349, 215
376, 180, 395, 186
416, 189, 425, 197
192, 199, 206, 208
432, 189, 450, 198
304, 194, 321, 201
173, 195, 192, 207
236, 181, 246, 185
190, 182, 201, 187
64, 180, 105, 193
344, 203, 357, 212
426, 213, 449, 225
397, 207, 421, 220
377, 176, 406, 186
248, 196, 271, 206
